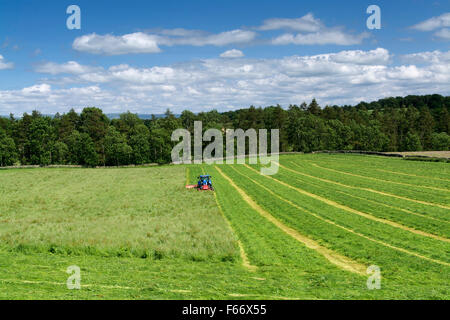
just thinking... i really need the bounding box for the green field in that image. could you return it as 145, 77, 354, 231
0, 154, 449, 299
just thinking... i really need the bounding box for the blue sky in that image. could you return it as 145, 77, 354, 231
0, 0, 449, 115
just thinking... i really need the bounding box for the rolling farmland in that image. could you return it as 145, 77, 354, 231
0, 154, 449, 299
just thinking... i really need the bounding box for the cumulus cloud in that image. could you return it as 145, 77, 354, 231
2, 48, 449, 114
411, 12, 450, 31
35, 61, 101, 74
73, 32, 162, 55
434, 28, 450, 40
401, 50, 450, 64
163, 29, 256, 46
264, 13, 369, 46
272, 30, 369, 46
411, 13, 450, 41
21, 84, 51, 95
72, 13, 370, 55
220, 49, 244, 58
73, 30, 256, 55
0, 54, 14, 70
330, 48, 390, 65
259, 13, 323, 32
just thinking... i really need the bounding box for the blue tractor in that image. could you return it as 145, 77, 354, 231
196, 175, 214, 191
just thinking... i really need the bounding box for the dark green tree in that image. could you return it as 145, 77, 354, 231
104, 126, 132, 166
0, 128, 18, 166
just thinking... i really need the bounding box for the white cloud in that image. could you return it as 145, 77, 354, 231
401, 50, 450, 64
272, 30, 369, 46
0, 54, 14, 70
259, 13, 323, 32
163, 29, 256, 46
155, 28, 206, 37
387, 65, 426, 80
73, 32, 162, 55
434, 28, 450, 40
330, 48, 390, 65
73, 30, 256, 55
411, 13, 450, 41
2, 48, 449, 114
21, 84, 51, 95
411, 12, 450, 31
263, 13, 369, 46
35, 61, 100, 75
220, 49, 244, 58
72, 13, 371, 55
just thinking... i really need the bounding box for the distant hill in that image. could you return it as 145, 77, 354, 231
1, 113, 180, 119
105, 114, 176, 120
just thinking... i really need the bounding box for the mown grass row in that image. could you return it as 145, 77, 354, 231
287, 159, 448, 206
302, 156, 450, 190
253, 164, 450, 261
277, 161, 450, 238
300, 154, 450, 181
215, 163, 449, 298
284, 157, 450, 222
186, 165, 381, 299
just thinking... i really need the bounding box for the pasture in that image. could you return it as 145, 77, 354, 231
0, 154, 448, 299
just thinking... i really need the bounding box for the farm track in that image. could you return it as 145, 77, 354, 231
215, 166, 367, 275
310, 163, 449, 193
272, 163, 449, 242
241, 164, 450, 267
284, 161, 450, 210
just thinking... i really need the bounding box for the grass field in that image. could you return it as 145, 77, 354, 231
0, 154, 449, 299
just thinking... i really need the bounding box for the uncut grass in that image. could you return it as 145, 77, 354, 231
280, 161, 450, 237
220, 165, 450, 290
284, 158, 450, 221
241, 164, 450, 264
0, 166, 237, 261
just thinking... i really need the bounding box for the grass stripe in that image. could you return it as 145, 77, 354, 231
334, 189, 449, 224
213, 191, 257, 272
243, 164, 450, 267
311, 163, 449, 193
286, 161, 450, 210
274, 163, 450, 239
200, 166, 256, 270
376, 168, 450, 182
215, 165, 367, 275
274, 163, 449, 242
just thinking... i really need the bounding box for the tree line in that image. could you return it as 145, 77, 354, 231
0, 94, 449, 167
